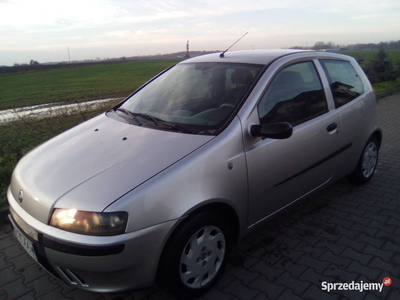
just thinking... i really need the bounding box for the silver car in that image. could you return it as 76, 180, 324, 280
7, 50, 381, 299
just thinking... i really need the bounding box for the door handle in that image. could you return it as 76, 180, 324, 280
327, 122, 337, 132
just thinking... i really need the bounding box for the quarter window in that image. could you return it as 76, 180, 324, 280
258, 62, 328, 126
320, 60, 364, 108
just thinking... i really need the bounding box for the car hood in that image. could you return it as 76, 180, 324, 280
11, 114, 213, 224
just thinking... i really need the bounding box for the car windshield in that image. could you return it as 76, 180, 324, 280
116, 62, 263, 134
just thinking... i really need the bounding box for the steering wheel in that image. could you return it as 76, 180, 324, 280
219, 103, 235, 109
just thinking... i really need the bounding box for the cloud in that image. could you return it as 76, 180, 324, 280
102, 28, 178, 44
350, 14, 381, 20
1, 0, 400, 65
196, 22, 217, 28
0, 0, 119, 27
104, 30, 132, 38
2, 0, 400, 30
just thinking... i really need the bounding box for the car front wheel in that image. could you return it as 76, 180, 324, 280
158, 211, 232, 299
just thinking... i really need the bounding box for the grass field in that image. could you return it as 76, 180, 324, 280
1, 51, 400, 111
373, 78, 400, 93
337, 50, 400, 92
0, 101, 119, 208
1, 58, 182, 207
338, 49, 400, 69
0, 58, 182, 110
1, 53, 400, 208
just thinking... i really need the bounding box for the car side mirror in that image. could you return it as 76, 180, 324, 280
251, 122, 293, 139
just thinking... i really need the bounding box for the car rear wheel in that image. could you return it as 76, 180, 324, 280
348, 136, 379, 185
158, 211, 231, 299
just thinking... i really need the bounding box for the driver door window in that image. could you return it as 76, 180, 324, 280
258, 62, 328, 126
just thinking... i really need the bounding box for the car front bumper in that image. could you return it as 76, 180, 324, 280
7, 188, 179, 293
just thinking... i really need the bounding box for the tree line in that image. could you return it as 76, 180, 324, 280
290, 40, 400, 51
290, 41, 400, 84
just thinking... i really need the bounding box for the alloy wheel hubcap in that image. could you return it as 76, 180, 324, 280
362, 142, 377, 178
180, 225, 225, 288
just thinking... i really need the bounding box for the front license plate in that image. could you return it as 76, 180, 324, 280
13, 224, 38, 262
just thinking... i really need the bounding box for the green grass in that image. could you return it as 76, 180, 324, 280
1, 53, 400, 208
338, 49, 400, 69
1, 52, 399, 111
0, 58, 181, 208
0, 58, 182, 110
337, 49, 400, 92
0, 101, 119, 208
373, 78, 400, 93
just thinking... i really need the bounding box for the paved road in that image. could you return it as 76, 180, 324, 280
1, 93, 400, 300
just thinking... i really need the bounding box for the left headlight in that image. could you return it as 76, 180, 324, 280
50, 208, 128, 236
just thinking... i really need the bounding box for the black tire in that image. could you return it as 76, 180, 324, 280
158, 211, 232, 299
348, 136, 379, 185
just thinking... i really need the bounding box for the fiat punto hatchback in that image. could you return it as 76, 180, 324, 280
8, 50, 381, 298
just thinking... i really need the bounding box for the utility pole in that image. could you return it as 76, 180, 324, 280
186, 40, 190, 59
67, 47, 71, 63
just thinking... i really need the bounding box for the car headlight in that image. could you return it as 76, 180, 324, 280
50, 209, 128, 236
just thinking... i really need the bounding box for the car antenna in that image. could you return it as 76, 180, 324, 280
220, 32, 248, 58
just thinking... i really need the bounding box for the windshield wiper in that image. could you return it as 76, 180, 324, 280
134, 113, 194, 134
116, 108, 193, 134
116, 108, 142, 125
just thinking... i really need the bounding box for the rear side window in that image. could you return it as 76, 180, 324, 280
258, 61, 328, 126
320, 60, 364, 108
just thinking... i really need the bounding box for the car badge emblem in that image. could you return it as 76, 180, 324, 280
18, 190, 24, 203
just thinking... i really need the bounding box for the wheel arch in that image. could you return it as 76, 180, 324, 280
184, 202, 241, 243
372, 129, 383, 149
161, 201, 241, 251
155, 201, 241, 295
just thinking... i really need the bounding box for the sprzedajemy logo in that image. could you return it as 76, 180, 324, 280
321, 277, 392, 293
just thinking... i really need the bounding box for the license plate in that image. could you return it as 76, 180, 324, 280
13, 224, 38, 262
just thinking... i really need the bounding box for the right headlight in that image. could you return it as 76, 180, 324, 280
49, 208, 128, 236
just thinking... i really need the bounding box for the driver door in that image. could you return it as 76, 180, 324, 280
245, 61, 343, 226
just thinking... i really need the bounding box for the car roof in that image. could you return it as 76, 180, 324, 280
180, 49, 347, 65
180, 49, 311, 65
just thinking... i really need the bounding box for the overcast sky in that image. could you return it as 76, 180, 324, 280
1, 0, 400, 66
